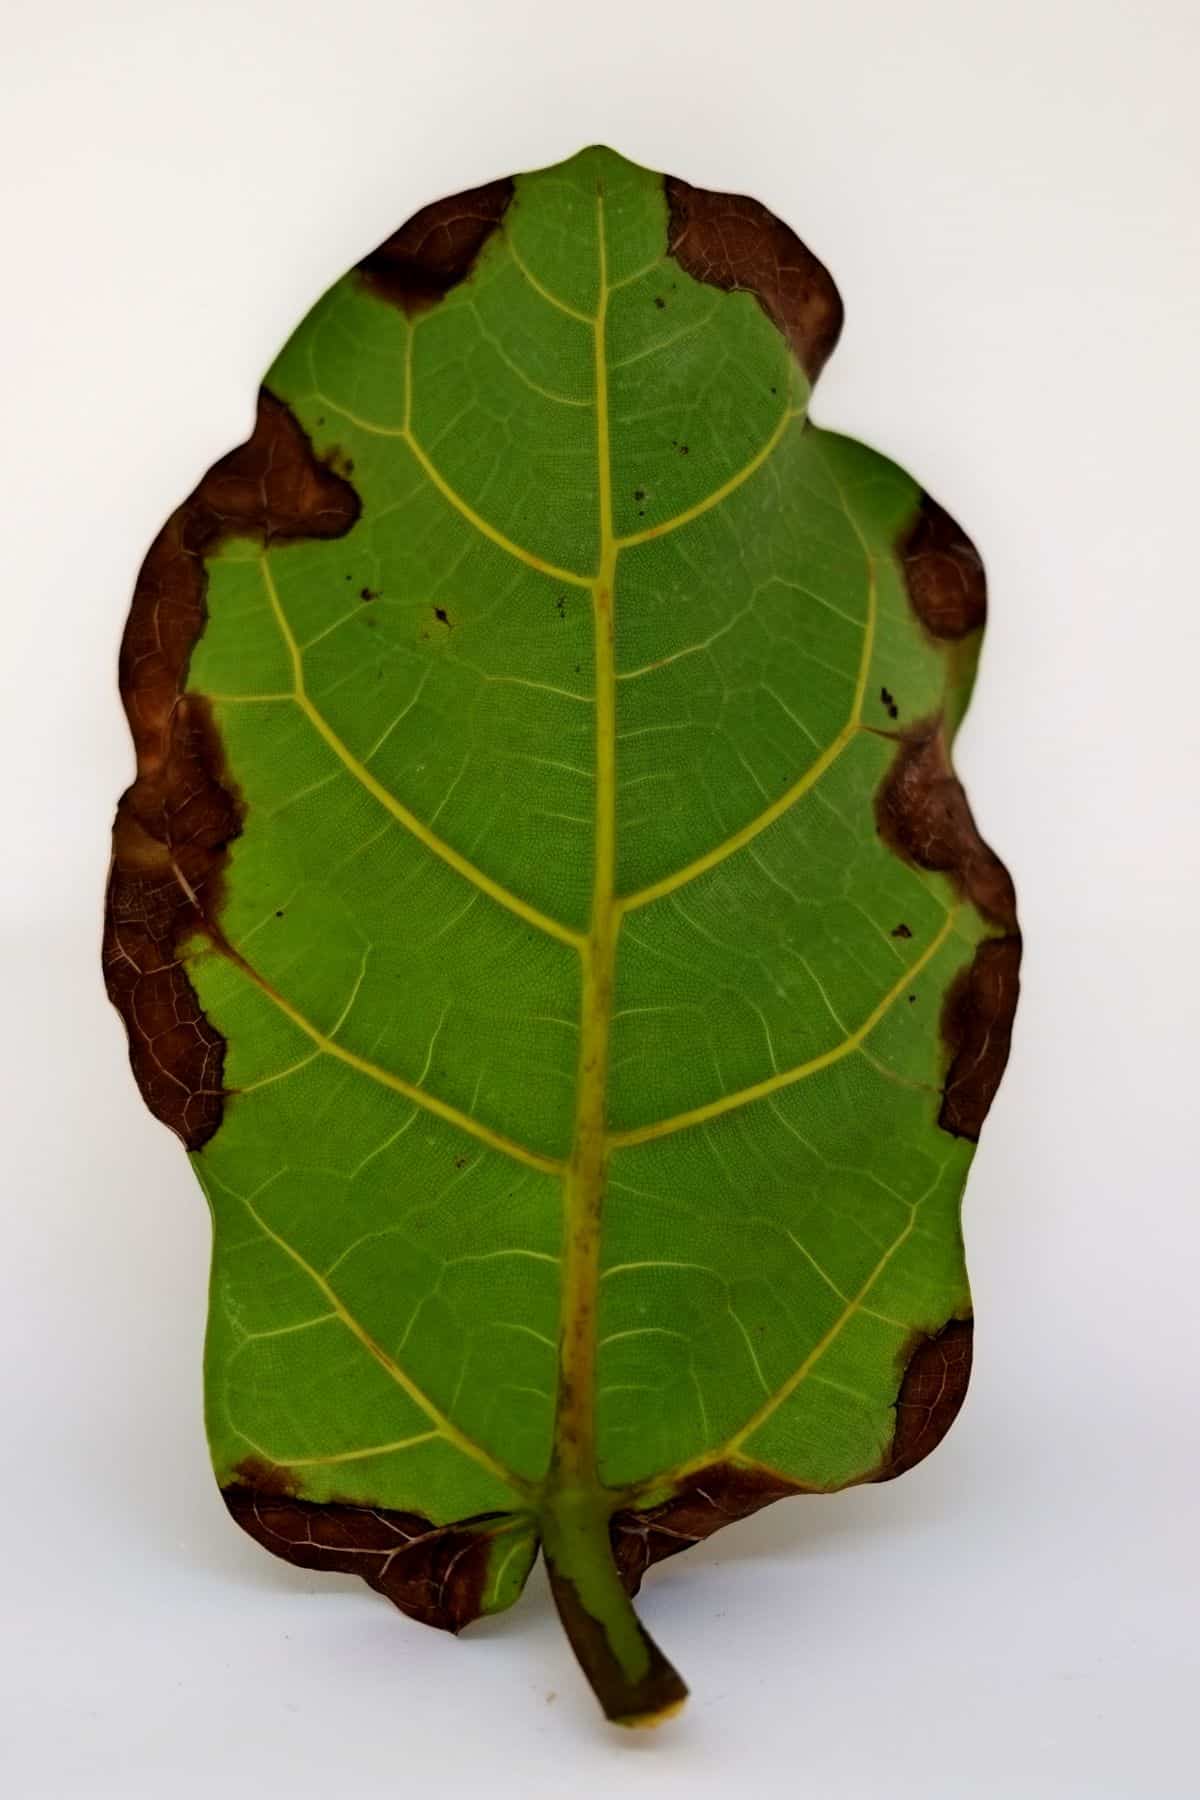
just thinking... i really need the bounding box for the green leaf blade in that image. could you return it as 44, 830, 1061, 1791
104, 144, 1019, 1725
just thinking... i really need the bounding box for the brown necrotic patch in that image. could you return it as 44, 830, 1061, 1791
876, 726, 1018, 934
103, 390, 360, 1149
899, 493, 987, 641
609, 1464, 811, 1597
939, 938, 1022, 1140
877, 1318, 975, 1480
664, 175, 843, 381
610, 1322, 976, 1590
875, 723, 1020, 1139
358, 177, 513, 316
223, 1463, 516, 1634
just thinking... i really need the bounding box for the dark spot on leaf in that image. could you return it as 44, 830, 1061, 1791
360, 586, 380, 602
899, 494, 987, 640
908, 993, 917, 1003
654, 295, 666, 308
634, 488, 646, 502
223, 1461, 521, 1635
665, 174, 843, 380
433, 606, 453, 629
358, 177, 513, 317
103, 390, 360, 1150
678, 443, 689, 454
454, 1156, 467, 1170
891, 922, 912, 939
555, 596, 567, 620
880, 685, 899, 720
275, 910, 284, 919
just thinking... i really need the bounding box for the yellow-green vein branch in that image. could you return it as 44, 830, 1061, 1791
257, 557, 586, 951
228, 1185, 534, 1495
608, 908, 959, 1148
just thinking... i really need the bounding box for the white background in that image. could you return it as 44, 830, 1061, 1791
3, 2, 1198, 1794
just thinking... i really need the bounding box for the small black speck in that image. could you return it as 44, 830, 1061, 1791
555, 596, 567, 620
360, 586, 380, 602
891, 922, 912, 939
908, 994, 917, 1004
433, 606, 452, 628
317, 416, 325, 426
770, 386, 777, 396
275, 909, 284, 919
654, 295, 666, 309
454, 1156, 467, 1170
678, 443, 689, 455
634, 488, 646, 501
880, 685, 899, 721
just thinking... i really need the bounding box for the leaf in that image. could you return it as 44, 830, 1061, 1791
104, 146, 1020, 1724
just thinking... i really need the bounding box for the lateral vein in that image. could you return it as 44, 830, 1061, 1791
232, 1188, 533, 1493
305, 387, 594, 589
607, 908, 959, 1148
257, 557, 586, 950
213, 930, 565, 1176
617, 525, 878, 912
616, 407, 801, 549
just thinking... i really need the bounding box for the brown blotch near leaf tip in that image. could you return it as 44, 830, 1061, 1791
877, 1317, 975, 1480
103, 391, 360, 1149
664, 175, 843, 381
222, 1461, 516, 1635
358, 177, 514, 316
899, 493, 987, 641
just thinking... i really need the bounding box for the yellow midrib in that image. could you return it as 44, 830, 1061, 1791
551, 192, 618, 1486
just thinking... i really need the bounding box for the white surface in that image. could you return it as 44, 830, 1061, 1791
2, 1, 1198, 1794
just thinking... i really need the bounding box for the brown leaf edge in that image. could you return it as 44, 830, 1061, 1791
223, 1462, 525, 1634
358, 177, 513, 316
102, 391, 360, 1149
610, 1318, 974, 1596
665, 173, 844, 381
874, 721, 1021, 1142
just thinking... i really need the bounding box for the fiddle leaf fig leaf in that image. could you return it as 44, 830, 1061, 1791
104, 146, 1020, 1725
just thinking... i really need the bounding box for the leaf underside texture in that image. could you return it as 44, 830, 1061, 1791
104, 146, 1020, 1724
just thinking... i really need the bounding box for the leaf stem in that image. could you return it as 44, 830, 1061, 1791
541, 1486, 687, 1727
